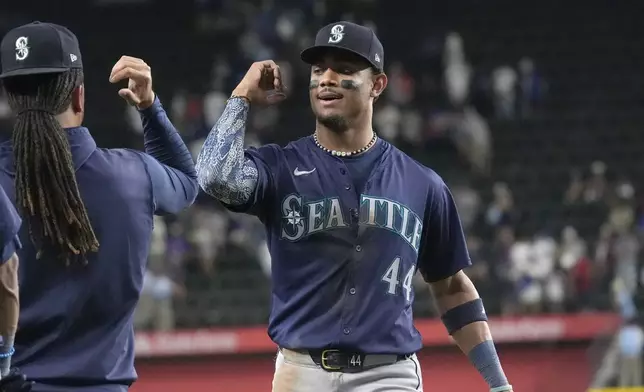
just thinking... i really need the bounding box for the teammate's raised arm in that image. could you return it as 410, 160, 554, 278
419, 179, 512, 392
0, 253, 18, 377
0, 186, 21, 379
196, 60, 285, 206
110, 56, 198, 214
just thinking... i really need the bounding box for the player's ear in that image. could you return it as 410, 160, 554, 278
71, 84, 84, 114
370, 71, 387, 100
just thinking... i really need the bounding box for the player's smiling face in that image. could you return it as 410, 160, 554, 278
309, 50, 386, 132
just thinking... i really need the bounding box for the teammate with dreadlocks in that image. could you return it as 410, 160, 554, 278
0, 22, 198, 392
9, 66, 95, 263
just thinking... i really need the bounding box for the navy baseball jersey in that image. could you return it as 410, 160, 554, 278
0, 184, 20, 264
226, 135, 471, 354
0, 98, 197, 391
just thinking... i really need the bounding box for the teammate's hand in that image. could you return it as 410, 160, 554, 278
0, 369, 33, 392
232, 60, 286, 105
109, 56, 156, 110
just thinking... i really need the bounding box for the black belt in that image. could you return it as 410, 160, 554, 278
305, 349, 411, 373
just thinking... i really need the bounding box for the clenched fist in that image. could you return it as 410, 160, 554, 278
232, 60, 286, 105
109, 56, 155, 110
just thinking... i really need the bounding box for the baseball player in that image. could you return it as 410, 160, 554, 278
0, 21, 198, 391
197, 21, 513, 392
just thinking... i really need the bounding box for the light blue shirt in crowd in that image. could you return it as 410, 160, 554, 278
619, 325, 644, 358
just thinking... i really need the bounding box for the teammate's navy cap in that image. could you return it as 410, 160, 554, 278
301, 21, 384, 72
0, 21, 82, 79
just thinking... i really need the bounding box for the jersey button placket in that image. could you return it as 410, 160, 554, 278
339, 162, 358, 343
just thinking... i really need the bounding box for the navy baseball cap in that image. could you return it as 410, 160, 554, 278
301, 21, 384, 72
0, 21, 83, 79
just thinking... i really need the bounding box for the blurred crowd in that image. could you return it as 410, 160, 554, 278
0, 1, 639, 338
115, 2, 640, 333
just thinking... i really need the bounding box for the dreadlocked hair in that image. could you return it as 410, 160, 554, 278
3, 69, 99, 265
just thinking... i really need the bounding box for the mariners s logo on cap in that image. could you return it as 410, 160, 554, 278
328, 25, 345, 44
301, 21, 385, 72
15, 36, 29, 61
0, 22, 83, 79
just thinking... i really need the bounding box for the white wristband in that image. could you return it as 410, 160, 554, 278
490, 385, 512, 392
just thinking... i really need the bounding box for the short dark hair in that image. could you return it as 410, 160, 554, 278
3, 69, 99, 264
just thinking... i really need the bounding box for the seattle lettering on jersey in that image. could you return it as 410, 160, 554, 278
280, 194, 423, 253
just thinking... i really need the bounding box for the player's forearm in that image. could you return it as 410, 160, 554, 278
431, 271, 491, 349
0, 253, 18, 336
139, 96, 197, 181
0, 253, 19, 377
196, 97, 259, 205
430, 271, 511, 392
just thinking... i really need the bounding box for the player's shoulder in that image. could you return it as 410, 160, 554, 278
93, 147, 149, 164
386, 142, 446, 189
89, 147, 157, 180
245, 136, 312, 162
249, 136, 311, 152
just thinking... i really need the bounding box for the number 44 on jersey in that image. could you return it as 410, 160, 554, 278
381, 256, 415, 302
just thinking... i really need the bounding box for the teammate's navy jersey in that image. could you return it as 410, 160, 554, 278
0, 99, 197, 391
0, 183, 20, 263
227, 136, 471, 354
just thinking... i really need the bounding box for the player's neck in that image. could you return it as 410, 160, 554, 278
315, 122, 374, 153
57, 110, 83, 129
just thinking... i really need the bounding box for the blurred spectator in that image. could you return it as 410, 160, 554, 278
517, 57, 546, 118
170, 90, 189, 133
188, 206, 229, 276
559, 226, 593, 309
485, 182, 515, 228
617, 318, 643, 387
387, 61, 415, 106
452, 108, 492, 175
464, 237, 496, 307
452, 182, 481, 232
203, 88, 228, 131
166, 221, 191, 270
613, 225, 639, 296
486, 226, 515, 314
564, 169, 585, 205
584, 161, 608, 204
614, 278, 638, 320
239, 30, 274, 62
509, 234, 559, 313
398, 109, 423, 145
428, 110, 492, 175
135, 217, 184, 331
374, 103, 401, 141
443, 32, 472, 108
491, 66, 517, 120
510, 240, 541, 313
559, 226, 586, 271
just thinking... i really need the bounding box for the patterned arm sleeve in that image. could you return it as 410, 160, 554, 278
196, 97, 259, 206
